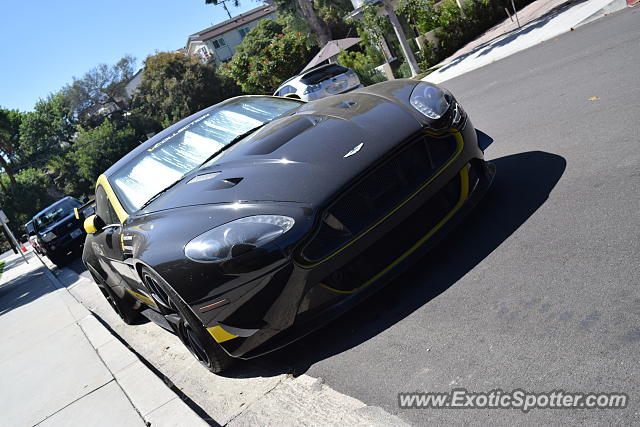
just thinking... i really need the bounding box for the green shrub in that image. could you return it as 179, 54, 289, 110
338, 51, 387, 86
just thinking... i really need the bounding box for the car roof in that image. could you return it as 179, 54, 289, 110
299, 63, 342, 79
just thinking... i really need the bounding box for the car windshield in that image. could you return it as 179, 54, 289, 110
33, 199, 80, 231
109, 97, 302, 213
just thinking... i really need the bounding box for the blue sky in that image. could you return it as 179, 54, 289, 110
0, 0, 261, 112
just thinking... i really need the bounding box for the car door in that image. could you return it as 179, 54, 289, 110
91, 184, 127, 288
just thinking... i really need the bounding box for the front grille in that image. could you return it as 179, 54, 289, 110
320, 171, 462, 293
302, 132, 459, 262
54, 220, 78, 236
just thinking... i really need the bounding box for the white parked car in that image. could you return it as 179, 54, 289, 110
274, 64, 363, 101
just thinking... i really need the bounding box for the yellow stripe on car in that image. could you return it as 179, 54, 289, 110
320, 164, 470, 295
125, 288, 158, 308
298, 130, 465, 269
96, 174, 129, 223
207, 325, 238, 343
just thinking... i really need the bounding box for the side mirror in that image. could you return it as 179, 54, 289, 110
84, 214, 105, 234
83, 197, 89, 203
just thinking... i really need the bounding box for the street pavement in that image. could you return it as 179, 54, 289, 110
0, 250, 206, 426
4, 6, 638, 426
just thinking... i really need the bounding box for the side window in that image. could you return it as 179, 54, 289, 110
278, 85, 296, 97
95, 185, 119, 225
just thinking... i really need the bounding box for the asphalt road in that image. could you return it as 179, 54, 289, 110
58, 8, 639, 425
269, 7, 640, 425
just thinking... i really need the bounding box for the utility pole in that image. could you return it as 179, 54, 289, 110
0, 209, 28, 264
382, 0, 421, 76
218, 0, 233, 19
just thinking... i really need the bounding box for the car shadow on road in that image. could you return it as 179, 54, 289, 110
223, 150, 567, 378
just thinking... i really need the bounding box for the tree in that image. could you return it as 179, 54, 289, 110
131, 52, 240, 129
0, 168, 56, 227
0, 108, 25, 186
205, 0, 338, 46
69, 119, 140, 195
18, 93, 75, 168
220, 19, 314, 93
62, 55, 136, 126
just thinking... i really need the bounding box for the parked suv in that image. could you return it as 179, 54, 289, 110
273, 63, 362, 101
30, 196, 87, 266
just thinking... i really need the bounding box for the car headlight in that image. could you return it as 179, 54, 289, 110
184, 215, 295, 263
410, 83, 451, 120
42, 232, 57, 243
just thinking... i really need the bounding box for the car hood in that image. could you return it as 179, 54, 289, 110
141, 89, 423, 214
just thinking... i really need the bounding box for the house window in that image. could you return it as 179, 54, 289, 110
238, 27, 251, 39
212, 37, 227, 49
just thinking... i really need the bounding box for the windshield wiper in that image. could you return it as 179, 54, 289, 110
139, 124, 269, 211
139, 177, 185, 210
198, 123, 269, 168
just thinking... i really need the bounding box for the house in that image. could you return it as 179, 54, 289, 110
186, 5, 277, 66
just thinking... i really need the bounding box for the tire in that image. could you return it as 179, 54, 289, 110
140, 266, 234, 373
97, 281, 142, 325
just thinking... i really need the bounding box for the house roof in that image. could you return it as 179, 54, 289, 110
188, 5, 276, 43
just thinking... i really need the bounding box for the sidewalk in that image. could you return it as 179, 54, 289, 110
423, 0, 629, 83
0, 251, 206, 426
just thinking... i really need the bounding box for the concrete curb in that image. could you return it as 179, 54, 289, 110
37, 256, 209, 427
423, 0, 629, 84
574, 0, 628, 27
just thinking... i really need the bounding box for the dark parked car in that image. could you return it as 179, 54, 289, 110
31, 196, 87, 266
80, 80, 495, 372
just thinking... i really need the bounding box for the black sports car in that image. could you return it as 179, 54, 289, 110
81, 80, 495, 372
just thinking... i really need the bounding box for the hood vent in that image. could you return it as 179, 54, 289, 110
207, 177, 243, 190
245, 116, 317, 155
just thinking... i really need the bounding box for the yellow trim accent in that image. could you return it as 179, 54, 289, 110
298, 130, 465, 269
207, 325, 238, 343
120, 233, 125, 251
96, 174, 129, 223
125, 288, 158, 308
84, 215, 98, 234
74, 207, 80, 220
319, 165, 470, 295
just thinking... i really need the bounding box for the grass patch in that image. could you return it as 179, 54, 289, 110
0, 261, 5, 279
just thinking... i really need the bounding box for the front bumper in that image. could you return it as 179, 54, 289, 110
197, 124, 495, 359
45, 231, 85, 255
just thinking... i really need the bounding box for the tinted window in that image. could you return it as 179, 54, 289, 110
33, 198, 81, 230
95, 186, 119, 225
277, 86, 297, 97
110, 97, 302, 212
300, 65, 348, 85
